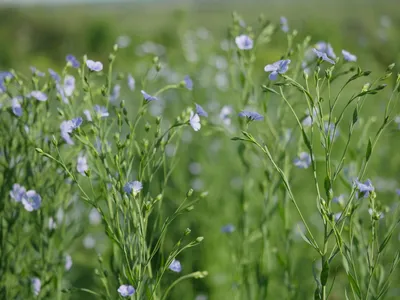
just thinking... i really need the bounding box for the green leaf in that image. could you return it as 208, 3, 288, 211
302, 131, 312, 152
347, 273, 361, 299
324, 176, 332, 200
352, 107, 358, 125
261, 85, 279, 95
366, 138, 372, 162
378, 231, 393, 253
231, 137, 247, 141
320, 260, 330, 286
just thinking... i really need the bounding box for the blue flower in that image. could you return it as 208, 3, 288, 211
334, 212, 342, 221
315, 42, 336, 59
118, 285, 135, 297
22, 190, 42, 211
324, 122, 339, 141
264, 59, 291, 80
354, 179, 374, 198
48, 69, 61, 82
333, 194, 346, 206
235, 34, 253, 50
195, 103, 208, 117
10, 183, 26, 202
312, 49, 335, 64
86, 59, 103, 72
169, 259, 182, 273
110, 84, 120, 102
11, 97, 22, 117
293, 152, 312, 169
66, 54, 80, 68
221, 224, 235, 233
30, 66, 45, 77
189, 111, 201, 131
280, 16, 289, 33
60, 117, 82, 145
141, 90, 157, 102
342, 50, 357, 62
31, 277, 41, 296
184, 75, 193, 90
0, 71, 12, 93
30, 91, 48, 101
94, 105, 109, 118
64, 75, 76, 97
77, 155, 88, 176
65, 254, 73, 271
238, 110, 264, 121
124, 181, 143, 195
127, 74, 135, 91
84, 109, 92, 121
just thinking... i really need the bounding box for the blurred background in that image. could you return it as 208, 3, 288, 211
1, 0, 400, 299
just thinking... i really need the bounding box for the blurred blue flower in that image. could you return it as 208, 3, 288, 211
354, 179, 374, 198
65, 254, 73, 271
0, 71, 12, 93
124, 181, 143, 195
368, 208, 384, 219
118, 285, 135, 297
334, 212, 342, 221
64, 75, 76, 97
48, 69, 61, 82
169, 259, 182, 273
189, 111, 201, 131
84, 109, 92, 121
184, 75, 193, 90
60, 117, 82, 145
30, 91, 48, 101
22, 190, 42, 211
77, 155, 88, 176
110, 84, 121, 102
141, 90, 157, 102
195, 103, 208, 117
31, 277, 41, 296
11, 97, 22, 117
293, 152, 312, 169
10, 183, 26, 202
94, 105, 109, 118
315, 42, 336, 59
238, 110, 264, 121
235, 34, 253, 50
342, 50, 357, 62
30, 66, 45, 77
221, 224, 235, 233
86, 59, 103, 72
312, 48, 335, 64
333, 194, 346, 206
127, 74, 135, 91
66, 54, 80, 68
280, 16, 289, 33
264, 59, 291, 80
324, 122, 339, 141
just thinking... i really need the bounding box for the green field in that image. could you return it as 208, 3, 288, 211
1, 1, 400, 299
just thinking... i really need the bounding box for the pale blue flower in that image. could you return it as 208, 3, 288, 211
221, 224, 235, 233
84, 109, 92, 121
118, 285, 135, 297
264, 59, 291, 80
64, 75, 75, 97
77, 155, 88, 175
294, 152, 312, 169
235, 34, 253, 50
184, 75, 193, 90
10, 183, 26, 202
220, 105, 233, 126
60, 117, 82, 145
12, 97, 22, 117
315, 42, 336, 59
169, 259, 182, 272
86, 60, 103, 72
342, 50, 357, 62
30, 91, 47, 101
30, 66, 45, 77
313, 48, 335, 64
116, 35, 131, 48
94, 105, 109, 118
238, 110, 264, 121
48, 69, 61, 82
65, 254, 73, 271
189, 111, 201, 131
195, 103, 208, 117
110, 84, 120, 102
31, 277, 41, 296
22, 190, 42, 211
324, 122, 339, 141
66, 54, 80, 68
48, 217, 57, 230
368, 208, 384, 219
0, 71, 12, 93
141, 90, 157, 102
127, 74, 135, 91
280, 16, 289, 33
333, 194, 346, 206
334, 212, 342, 221
354, 179, 374, 198
124, 181, 143, 195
